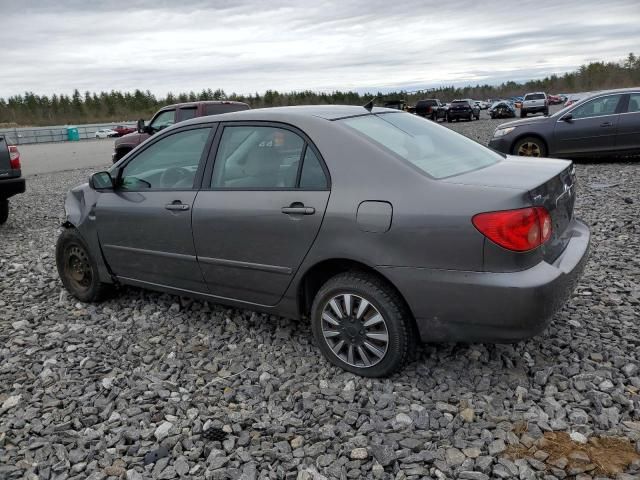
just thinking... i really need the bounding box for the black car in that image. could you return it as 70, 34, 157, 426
415, 99, 446, 121
446, 99, 480, 122
488, 88, 640, 158
0, 135, 25, 224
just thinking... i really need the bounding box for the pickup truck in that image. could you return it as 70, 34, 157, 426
112, 100, 250, 162
520, 92, 549, 117
414, 99, 446, 121
0, 135, 25, 224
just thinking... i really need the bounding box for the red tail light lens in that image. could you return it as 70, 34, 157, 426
472, 207, 552, 252
8, 145, 20, 170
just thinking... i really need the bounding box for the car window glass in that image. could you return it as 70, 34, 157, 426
120, 128, 211, 190
627, 94, 640, 113
299, 148, 328, 189
571, 94, 623, 119
179, 107, 198, 121
212, 126, 304, 189
525, 94, 545, 100
150, 110, 176, 131
341, 113, 500, 179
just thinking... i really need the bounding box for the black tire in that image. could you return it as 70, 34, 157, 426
56, 228, 112, 302
513, 136, 548, 157
468, 114, 473, 121
520, 109, 527, 118
310, 271, 416, 377
544, 108, 549, 116
0, 199, 8, 225
475, 114, 480, 120
446, 115, 452, 123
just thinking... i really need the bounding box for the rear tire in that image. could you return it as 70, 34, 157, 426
0, 199, 8, 224
520, 109, 527, 118
56, 228, 112, 302
447, 115, 452, 123
513, 136, 547, 157
310, 271, 416, 377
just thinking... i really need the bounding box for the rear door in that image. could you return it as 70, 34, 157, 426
615, 92, 640, 153
552, 93, 624, 156
192, 123, 331, 306
96, 125, 215, 292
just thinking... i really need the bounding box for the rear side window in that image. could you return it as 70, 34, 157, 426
299, 148, 327, 189
205, 103, 249, 115
179, 107, 198, 121
627, 93, 640, 113
340, 113, 500, 179
525, 94, 545, 100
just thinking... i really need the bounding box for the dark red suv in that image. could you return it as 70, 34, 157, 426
112, 100, 250, 162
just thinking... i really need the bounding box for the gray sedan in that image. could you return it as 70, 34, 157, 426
56, 106, 590, 377
489, 87, 640, 158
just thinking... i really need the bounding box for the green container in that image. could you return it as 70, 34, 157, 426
67, 127, 79, 141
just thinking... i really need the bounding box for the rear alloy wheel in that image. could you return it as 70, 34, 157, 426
56, 228, 112, 302
513, 136, 547, 157
0, 199, 9, 224
311, 272, 416, 377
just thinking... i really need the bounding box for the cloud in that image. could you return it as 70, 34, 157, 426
0, 0, 638, 97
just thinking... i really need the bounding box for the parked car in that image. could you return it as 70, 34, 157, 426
488, 100, 516, 119
488, 88, 640, 158
474, 100, 489, 110
564, 93, 585, 107
112, 100, 250, 162
56, 105, 590, 377
415, 99, 446, 121
383, 100, 407, 111
0, 136, 25, 224
95, 128, 118, 139
521, 92, 549, 117
547, 94, 563, 105
112, 125, 137, 137
512, 96, 524, 108
446, 99, 480, 122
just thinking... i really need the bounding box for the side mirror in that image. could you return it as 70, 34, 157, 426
89, 171, 114, 191
137, 118, 146, 134
561, 113, 573, 123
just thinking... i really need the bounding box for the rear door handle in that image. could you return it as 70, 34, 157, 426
600, 122, 613, 127
282, 205, 315, 215
165, 202, 190, 211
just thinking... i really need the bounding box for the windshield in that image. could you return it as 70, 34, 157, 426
340, 113, 501, 179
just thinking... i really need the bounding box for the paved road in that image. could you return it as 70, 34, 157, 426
19, 139, 114, 176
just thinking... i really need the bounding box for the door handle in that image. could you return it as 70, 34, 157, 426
165, 202, 190, 211
600, 122, 612, 127
282, 205, 315, 215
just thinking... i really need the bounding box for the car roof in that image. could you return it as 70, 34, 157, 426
179, 105, 399, 125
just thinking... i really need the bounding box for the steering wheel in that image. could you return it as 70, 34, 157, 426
159, 167, 191, 188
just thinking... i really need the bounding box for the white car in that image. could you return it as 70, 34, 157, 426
95, 129, 118, 139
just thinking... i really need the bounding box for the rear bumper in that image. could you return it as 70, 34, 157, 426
522, 105, 547, 112
377, 219, 590, 343
0, 177, 26, 199
448, 110, 472, 119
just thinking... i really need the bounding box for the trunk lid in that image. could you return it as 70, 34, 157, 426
442, 155, 576, 261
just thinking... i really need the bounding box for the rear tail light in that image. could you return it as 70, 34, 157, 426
8, 145, 20, 170
472, 207, 552, 252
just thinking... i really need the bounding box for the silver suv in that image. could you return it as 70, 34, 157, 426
521, 92, 549, 117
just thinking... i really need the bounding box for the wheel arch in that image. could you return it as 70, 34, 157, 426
296, 258, 415, 323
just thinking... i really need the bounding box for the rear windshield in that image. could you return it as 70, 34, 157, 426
525, 93, 545, 100
418, 100, 437, 106
451, 100, 468, 105
339, 113, 501, 179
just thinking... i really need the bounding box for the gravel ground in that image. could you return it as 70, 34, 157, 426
1, 117, 640, 480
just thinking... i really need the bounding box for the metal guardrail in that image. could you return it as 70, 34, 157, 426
0, 122, 137, 145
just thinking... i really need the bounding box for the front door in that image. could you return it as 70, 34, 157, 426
552, 93, 624, 156
615, 92, 640, 152
96, 126, 214, 292
192, 124, 331, 306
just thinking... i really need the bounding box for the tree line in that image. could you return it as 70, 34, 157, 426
1, 53, 639, 127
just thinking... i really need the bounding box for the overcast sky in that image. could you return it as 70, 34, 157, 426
0, 0, 638, 98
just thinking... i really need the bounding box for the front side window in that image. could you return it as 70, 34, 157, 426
212, 126, 305, 188
571, 94, 623, 119
627, 93, 640, 113
119, 128, 211, 190
149, 110, 176, 132
340, 113, 500, 179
